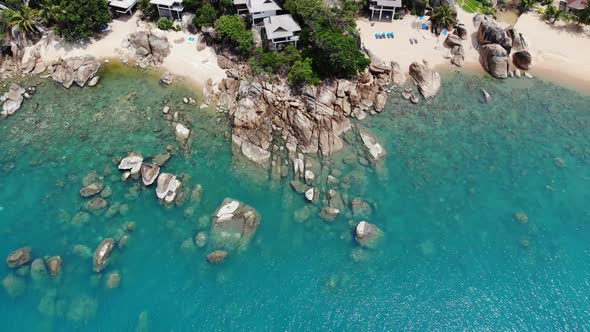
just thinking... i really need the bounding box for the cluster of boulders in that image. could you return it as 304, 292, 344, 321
206, 54, 440, 167
4, 247, 64, 298
474, 14, 533, 78
0, 83, 35, 118
48, 55, 101, 88
123, 31, 172, 68
117, 152, 182, 204
444, 23, 467, 67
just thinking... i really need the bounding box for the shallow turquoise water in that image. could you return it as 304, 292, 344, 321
1, 66, 589, 331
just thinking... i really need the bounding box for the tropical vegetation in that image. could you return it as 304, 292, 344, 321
214, 15, 254, 56
430, 4, 458, 33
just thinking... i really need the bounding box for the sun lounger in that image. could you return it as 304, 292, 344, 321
187, 37, 196, 43
375, 33, 380, 39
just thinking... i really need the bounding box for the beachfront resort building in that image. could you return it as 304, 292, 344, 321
369, 0, 402, 20
562, 0, 588, 10
108, 0, 138, 15
233, 0, 282, 22
150, 0, 185, 20
263, 14, 301, 49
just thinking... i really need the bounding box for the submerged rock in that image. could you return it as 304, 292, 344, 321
160, 71, 173, 85
2, 274, 26, 298
6, 246, 31, 268
66, 295, 97, 322
106, 272, 121, 289
80, 183, 103, 198
210, 199, 260, 251
195, 232, 207, 248
207, 250, 228, 264
31, 258, 48, 282
46, 256, 63, 277
355, 221, 383, 248
93, 238, 115, 272
85, 197, 108, 212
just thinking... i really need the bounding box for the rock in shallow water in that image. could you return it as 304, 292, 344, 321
355, 221, 383, 248
93, 238, 115, 272
156, 173, 182, 203
80, 182, 103, 197
6, 246, 31, 268
140, 163, 160, 186
46, 256, 63, 277
210, 199, 260, 251
207, 250, 228, 264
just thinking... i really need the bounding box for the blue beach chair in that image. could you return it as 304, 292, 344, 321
381, 32, 386, 38
375, 33, 381, 39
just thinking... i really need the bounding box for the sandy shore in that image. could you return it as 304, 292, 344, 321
514, 12, 590, 90
357, 9, 482, 73
23, 13, 225, 86
358, 9, 590, 92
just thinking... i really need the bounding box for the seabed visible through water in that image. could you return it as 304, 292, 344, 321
0, 64, 589, 331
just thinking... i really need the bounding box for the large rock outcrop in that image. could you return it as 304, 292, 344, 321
209, 199, 260, 251
479, 44, 510, 79
215, 60, 395, 165
1, 83, 25, 117
510, 30, 532, 70
126, 31, 171, 67
48, 55, 101, 89
409, 62, 442, 99
476, 17, 513, 52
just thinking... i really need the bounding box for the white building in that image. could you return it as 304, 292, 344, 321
263, 14, 301, 49
369, 0, 402, 20
109, 0, 138, 15
234, 0, 282, 22
150, 0, 184, 20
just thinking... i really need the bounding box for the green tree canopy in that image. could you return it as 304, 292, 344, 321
7, 5, 39, 33
430, 4, 457, 32
288, 58, 320, 88
214, 15, 253, 56
193, 4, 217, 29
53, 0, 111, 42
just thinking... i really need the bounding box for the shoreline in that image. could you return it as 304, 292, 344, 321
10, 9, 590, 99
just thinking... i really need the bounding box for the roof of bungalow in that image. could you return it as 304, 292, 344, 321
567, 0, 588, 9
109, 0, 138, 9
150, 0, 183, 6
371, 0, 402, 7
248, 0, 282, 13
263, 14, 302, 40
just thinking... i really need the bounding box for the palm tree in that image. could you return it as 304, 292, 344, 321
37, 0, 60, 25
520, 0, 536, 13
575, 6, 590, 25
8, 5, 40, 33
430, 4, 457, 33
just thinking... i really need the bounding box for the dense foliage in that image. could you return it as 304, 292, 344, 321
193, 4, 217, 29
214, 15, 254, 56
288, 58, 320, 87
430, 4, 457, 32
284, 0, 369, 79
249, 44, 301, 74
139, 0, 159, 21
51, 0, 112, 42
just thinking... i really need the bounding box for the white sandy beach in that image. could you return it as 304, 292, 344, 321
23, 13, 226, 86
19, 9, 590, 91
357, 9, 482, 73
514, 12, 590, 87
357, 9, 590, 89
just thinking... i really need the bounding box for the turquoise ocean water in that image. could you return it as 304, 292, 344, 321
0, 65, 589, 330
